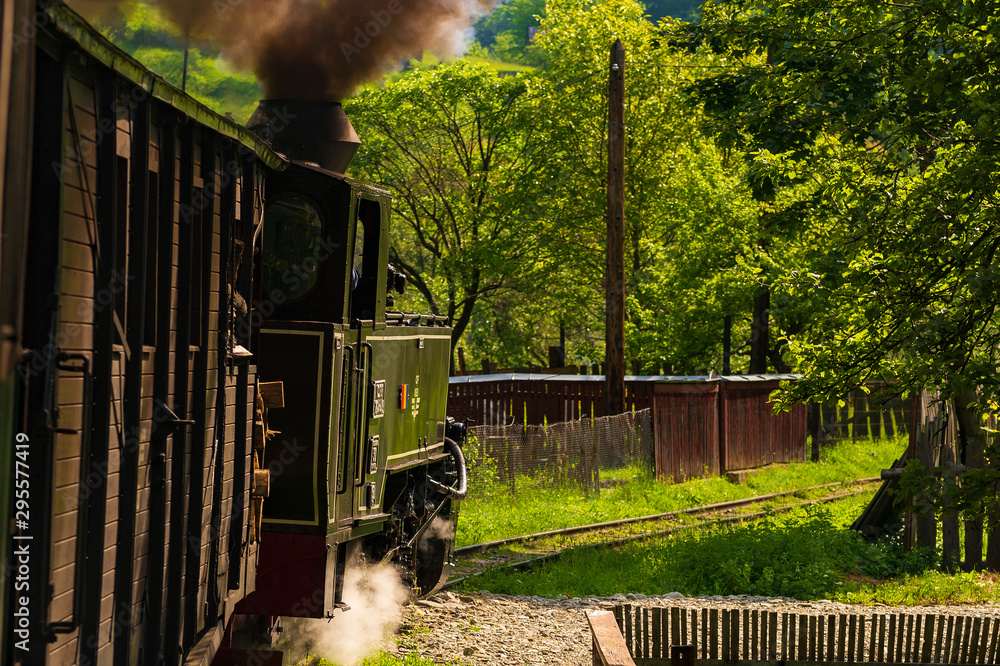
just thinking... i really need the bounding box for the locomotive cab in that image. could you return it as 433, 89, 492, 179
237, 102, 462, 625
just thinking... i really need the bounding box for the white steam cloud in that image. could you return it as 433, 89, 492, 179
284, 560, 409, 666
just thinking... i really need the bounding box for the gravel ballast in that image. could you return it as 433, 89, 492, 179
389, 591, 1000, 665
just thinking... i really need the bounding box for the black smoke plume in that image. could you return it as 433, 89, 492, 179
74, 0, 496, 100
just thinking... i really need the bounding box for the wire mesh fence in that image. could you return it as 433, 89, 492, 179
465, 409, 653, 498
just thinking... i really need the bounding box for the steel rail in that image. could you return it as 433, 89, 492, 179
442, 486, 876, 591
455, 477, 880, 555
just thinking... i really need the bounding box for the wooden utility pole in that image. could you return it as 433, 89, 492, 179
606, 39, 626, 416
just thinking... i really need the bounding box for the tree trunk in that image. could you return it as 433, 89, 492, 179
749, 287, 769, 374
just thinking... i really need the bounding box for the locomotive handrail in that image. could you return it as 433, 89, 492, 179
385, 311, 450, 326
587, 611, 636, 666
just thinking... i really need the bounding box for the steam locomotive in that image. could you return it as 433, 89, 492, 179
0, 2, 465, 665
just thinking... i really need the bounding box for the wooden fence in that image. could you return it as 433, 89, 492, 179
447, 374, 654, 426
815, 386, 913, 442
448, 374, 807, 483
614, 605, 1000, 665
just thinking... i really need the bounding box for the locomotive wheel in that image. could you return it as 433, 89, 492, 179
412, 501, 454, 597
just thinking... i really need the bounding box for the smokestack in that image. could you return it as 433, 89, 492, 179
247, 100, 361, 174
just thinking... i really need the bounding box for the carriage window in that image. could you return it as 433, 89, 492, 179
263, 193, 325, 303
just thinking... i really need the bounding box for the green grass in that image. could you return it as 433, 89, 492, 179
839, 570, 1000, 606
466, 494, 1000, 605
459, 494, 1000, 606
457, 436, 904, 546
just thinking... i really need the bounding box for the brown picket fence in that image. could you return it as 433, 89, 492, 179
614, 605, 1000, 665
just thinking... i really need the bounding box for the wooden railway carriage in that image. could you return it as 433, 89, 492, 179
0, 3, 465, 666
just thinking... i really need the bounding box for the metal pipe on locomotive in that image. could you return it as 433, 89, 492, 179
0, 3, 466, 665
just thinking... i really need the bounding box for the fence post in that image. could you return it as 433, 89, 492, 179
809, 403, 820, 462
941, 428, 960, 570
915, 424, 937, 552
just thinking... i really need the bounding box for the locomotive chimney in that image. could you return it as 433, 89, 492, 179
247, 100, 361, 173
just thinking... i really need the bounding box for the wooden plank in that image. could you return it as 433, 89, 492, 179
933, 614, 946, 664
587, 611, 636, 666
828, 615, 837, 664
817, 614, 825, 663
635, 606, 642, 659
258, 381, 284, 409
961, 616, 974, 665
661, 607, 669, 660
781, 613, 789, 662
769, 612, 778, 662
950, 616, 964, 664
976, 617, 991, 664
847, 615, 856, 663
752, 610, 759, 661
943, 615, 954, 665
710, 609, 719, 660
838, 614, 847, 662
652, 608, 661, 659
868, 615, 876, 665
875, 615, 885, 663
809, 615, 817, 662
643, 608, 649, 659
624, 605, 633, 654
989, 616, 1000, 666
856, 615, 865, 663
799, 615, 808, 661
671, 607, 680, 649
690, 610, 698, 658
742, 609, 749, 662
922, 614, 935, 664
970, 617, 983, 664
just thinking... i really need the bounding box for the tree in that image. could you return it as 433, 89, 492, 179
688, 0, 1000, 541
473, 0, 547, 64
532, 0, 757, 373
346, 63, 556, 368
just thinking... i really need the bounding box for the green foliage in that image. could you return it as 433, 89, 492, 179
346, 62, 555, 364
688, 0, 1000, 403
457, 435, 903, 546
686, 0, 1000, 521
473, 0, 547, 64
641, 0, 702, 21
527, 0, 757, 372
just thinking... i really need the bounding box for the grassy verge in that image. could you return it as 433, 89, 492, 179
459, 494, 1000, 606
457, 436, 903, 546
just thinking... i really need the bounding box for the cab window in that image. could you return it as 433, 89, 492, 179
262, 193, 325, 303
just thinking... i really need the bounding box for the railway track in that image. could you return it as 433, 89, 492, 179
443, 477, 881, 590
